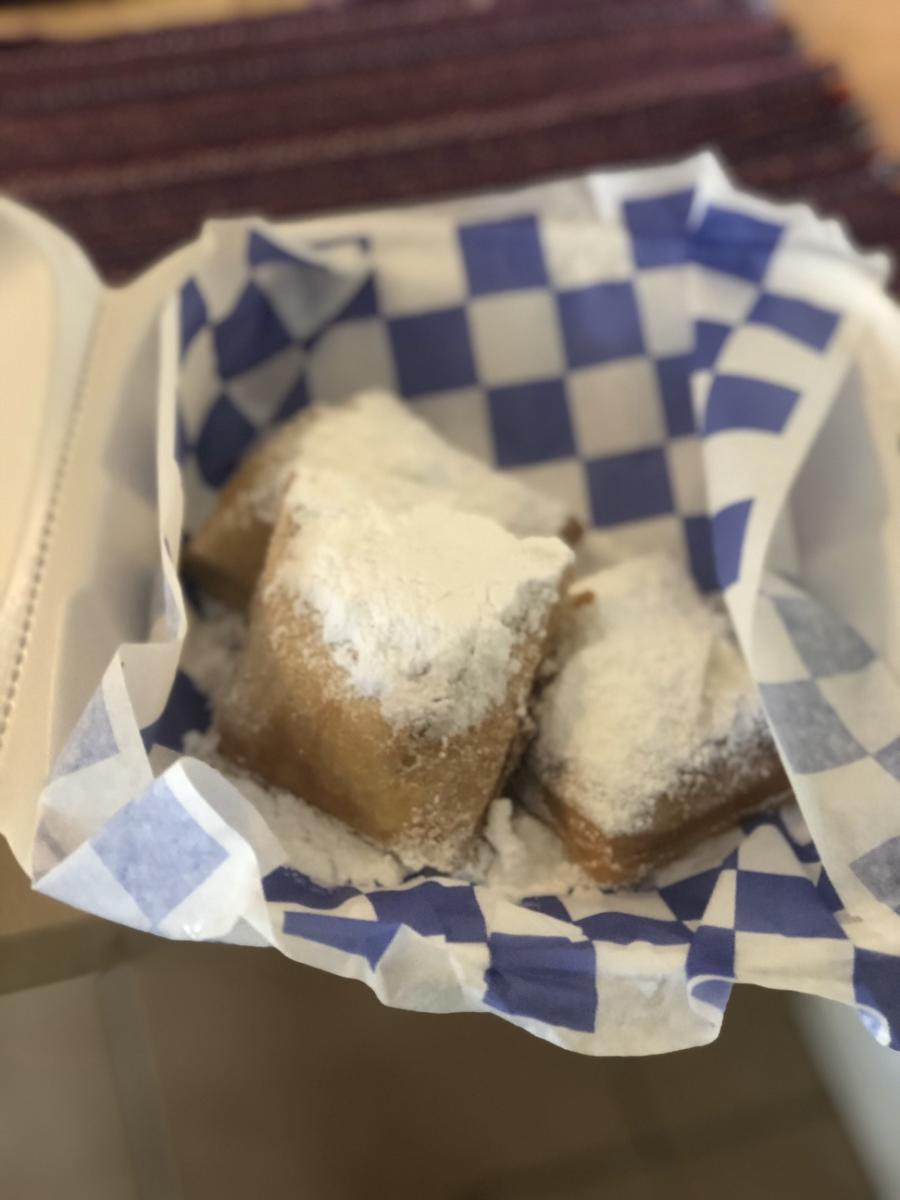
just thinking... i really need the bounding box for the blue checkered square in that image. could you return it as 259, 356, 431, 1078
370, 881, 487, 943
855, 950, 900, 1049
852, 839, 900, 912
558, 282, 644, 368
876, 738, 900, 782
179, 279, 207, 359
773, 593, 874, 678
817, 867, 843, 913
485, 934, 597, 1033
174, 408, 190, 463
704, 375, 799, 436
141, 671, 210, 754
655, 354, 695, 436
711, 499, 753, 587
264, 866, 359, 910
576, 912, 691, 946
693, 979, 733, 1009
624, 189, 693, 269
694, 320, 730, 369
691, 206, 783, 283
52, 691, 119, 780
248, 230, 304, 267
333, 277, 379, 322
459, 215, 547, 295
760, 681, 866, 773
388, 308, 477, 397
282, 911, 397, 968
586, 447, 673, 526
748, 293, 839, 351
684, 499, 753, 591
735, 872, 843, 937
690, 519, 725, 585
92, 778, 227, 925
487, 379, 575, 466
687, 925, 735, 978
659, 868, 720, 923
194, 396, 257, 487
519, 895, 571, 923
213, 283, 292, 379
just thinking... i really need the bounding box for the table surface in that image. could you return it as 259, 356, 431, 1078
0, 0, 897, 988
0, 0, 898, 124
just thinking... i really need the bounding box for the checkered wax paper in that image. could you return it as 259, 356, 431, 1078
33, 154, 900, 1054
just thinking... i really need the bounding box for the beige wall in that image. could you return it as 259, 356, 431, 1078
780, 0, 900, 156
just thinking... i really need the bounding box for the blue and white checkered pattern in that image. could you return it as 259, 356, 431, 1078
33, 156, 900, 1054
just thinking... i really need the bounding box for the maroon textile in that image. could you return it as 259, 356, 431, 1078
0, 0, 896, 282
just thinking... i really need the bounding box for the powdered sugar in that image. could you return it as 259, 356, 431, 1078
528, 554, 766, 837
182, 553, 762, 889
181, 608, 591, 895
476, 797, 593, 894
186, 727, 410, 889
271, 475, 573, 737
247, 389, 571, 537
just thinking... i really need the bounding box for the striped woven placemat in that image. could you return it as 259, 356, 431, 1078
0, 0, 896, 281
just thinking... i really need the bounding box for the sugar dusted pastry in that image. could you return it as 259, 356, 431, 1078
184, 390, 580, 609
218, 469, 574, 864
184, 416, 300, 609
520, 555, 789, 885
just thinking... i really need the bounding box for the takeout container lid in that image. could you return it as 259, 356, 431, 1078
6, 154, 900, 1055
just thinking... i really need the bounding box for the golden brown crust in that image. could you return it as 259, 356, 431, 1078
181, 417, 307, 609
217, 513, 570, 863
182, 516, 271, 610
519, 749, 791, 886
